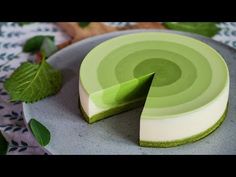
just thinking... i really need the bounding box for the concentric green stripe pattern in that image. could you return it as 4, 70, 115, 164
80, 32, 228, 119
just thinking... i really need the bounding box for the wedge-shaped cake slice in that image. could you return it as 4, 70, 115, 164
79, 32, 229, 147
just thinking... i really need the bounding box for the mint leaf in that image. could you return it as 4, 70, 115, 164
163, 22, 220, 37
40, 37, 58, 58
0, 131, 8, 155
4, 57, 62, 103
23, 35, 55, 53
78, 22, 90, 28
29, 119, 51, 146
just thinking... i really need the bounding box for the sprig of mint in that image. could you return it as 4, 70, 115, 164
78, 22, 91, 28
163, 22, 220, 37
23, 35, 55, 53
29, 119, 51, 146
0, 131, 8, 155
4, 53, 62, 103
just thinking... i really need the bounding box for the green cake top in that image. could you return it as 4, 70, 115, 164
80, 32, 229, 117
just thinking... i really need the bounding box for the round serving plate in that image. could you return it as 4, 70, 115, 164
23, 29, 236, 154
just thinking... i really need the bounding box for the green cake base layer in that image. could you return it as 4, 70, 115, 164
140, 105, 228, 148
79, 98, 145, 124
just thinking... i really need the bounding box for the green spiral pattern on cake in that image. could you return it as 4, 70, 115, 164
80, 32, 228, 120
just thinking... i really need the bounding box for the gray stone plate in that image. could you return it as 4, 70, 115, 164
23, 29, 236, 154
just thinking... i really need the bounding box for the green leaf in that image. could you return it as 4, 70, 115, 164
0, 131, 8, 155
163, 22, 220, 37
78, 22, 90, 28
23, 35, 55, 53
40, 37, 58, 58
4, 57, 62, 103
29, 119, 51, 146
18, 22, 33, 26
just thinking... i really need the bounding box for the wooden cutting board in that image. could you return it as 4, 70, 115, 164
57, 22, 165, 48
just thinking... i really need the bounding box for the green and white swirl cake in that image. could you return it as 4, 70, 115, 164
79, 32, 229, 147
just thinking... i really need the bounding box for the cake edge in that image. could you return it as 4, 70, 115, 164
79, 97, 229, 148
139, 104, 228, 148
